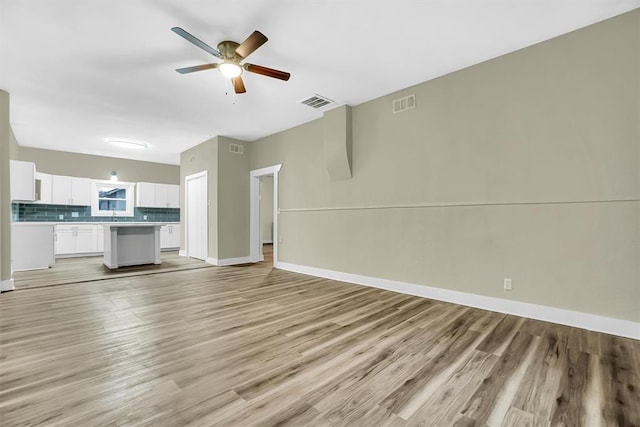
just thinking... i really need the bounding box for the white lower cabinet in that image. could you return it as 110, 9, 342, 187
55, 223, 178, 256
55, 225, 98, 256
97, 226, 104, 252
160, 224, 180, 249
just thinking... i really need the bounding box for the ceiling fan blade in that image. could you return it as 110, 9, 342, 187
244, 63, 290, 81
235, 30, 268, 59
176, 63, 218, 74
233, 76, 247, 94
171, 27, 222, 58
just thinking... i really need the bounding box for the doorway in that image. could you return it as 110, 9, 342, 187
185, 171, 207, 260
250, 165, 281, 266
259, 176, 274, 265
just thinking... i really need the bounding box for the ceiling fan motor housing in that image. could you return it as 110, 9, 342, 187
218, 41, 242, 61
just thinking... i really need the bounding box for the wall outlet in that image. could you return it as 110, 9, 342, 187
58, 214, 64, 220
504, 278, 513, 291
71, 212, 79, 218
278, 236, 284, 244
143, 215, 147, 220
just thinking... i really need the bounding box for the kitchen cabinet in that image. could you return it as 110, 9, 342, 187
51, 175, 92, 206
12, 224, 55, 271
97, 226, 104, 252
34, 172, 53, 204
137, 182, 180, 208
136, 182, 155, 207
9, 160, 36, 201
160, 224, 180, 249
55, 224, 98, 255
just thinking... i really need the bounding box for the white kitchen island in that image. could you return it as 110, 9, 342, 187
103, 223, 164, 269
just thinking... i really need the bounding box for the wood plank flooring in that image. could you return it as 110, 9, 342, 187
1, 248, 638, 426
13, 250, 212, 290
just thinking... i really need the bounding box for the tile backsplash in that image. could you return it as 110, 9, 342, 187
12, 203, 179, 223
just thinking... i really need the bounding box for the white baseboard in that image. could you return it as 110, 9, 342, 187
0, 278, 15, 292
277, 262, 640, 340
179, 250, 186, 257
207, 256, 253, 267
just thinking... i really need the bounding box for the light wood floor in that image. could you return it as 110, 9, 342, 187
1, 247, 638, 426
13, 251, 213, 290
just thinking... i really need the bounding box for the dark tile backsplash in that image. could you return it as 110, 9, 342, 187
11, 203, 179, 223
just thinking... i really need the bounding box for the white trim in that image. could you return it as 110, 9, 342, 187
250, 164, 282, 265
206, 256, 253, 266
90, 180, 136, 217
184, 171, 208, 261
179, 250, 186, 257
261, 239, 273, 244
278, 198, 639, 213
0, 278, 15, 292
277, 262, 640, 340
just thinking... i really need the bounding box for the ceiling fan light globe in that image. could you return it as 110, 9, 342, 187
219, 62, 242, 78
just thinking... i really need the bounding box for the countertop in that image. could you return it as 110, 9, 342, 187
12, 222, 179, 226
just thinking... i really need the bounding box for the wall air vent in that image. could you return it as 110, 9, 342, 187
299, 94, 334, 109
229, 143, 244, 154
392, 94, 416, 114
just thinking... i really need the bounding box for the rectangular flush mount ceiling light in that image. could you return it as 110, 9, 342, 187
106, 138, 149, 150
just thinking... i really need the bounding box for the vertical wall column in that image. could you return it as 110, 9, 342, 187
0, 90, 14, 291
323, 105, 352, 181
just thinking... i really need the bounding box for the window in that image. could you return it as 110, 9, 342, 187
91, 180, 135, 217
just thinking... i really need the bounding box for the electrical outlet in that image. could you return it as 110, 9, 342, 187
278, 236, 284, 244
58, 214, 64, 220
504, 278, 513, 291
71, 212, 79, 218
143, 215, 147, 220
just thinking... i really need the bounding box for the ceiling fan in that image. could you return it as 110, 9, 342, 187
171, 27, 291, 94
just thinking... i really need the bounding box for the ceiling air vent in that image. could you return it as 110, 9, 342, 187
392, 94, 416, 114
299, 94, 334, 109
229, 144, 244, 154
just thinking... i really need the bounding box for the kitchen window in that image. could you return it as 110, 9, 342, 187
90, 180, 135, 217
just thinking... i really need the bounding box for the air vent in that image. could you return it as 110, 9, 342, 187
392, 94, 416, 114
299, 94, 334, 109
229, 144, 244, 154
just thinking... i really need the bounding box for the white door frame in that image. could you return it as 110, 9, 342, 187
250, 164, 281, 266
184, 171, 208, 260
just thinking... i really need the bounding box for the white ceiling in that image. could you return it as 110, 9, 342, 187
1, 1, 638, 165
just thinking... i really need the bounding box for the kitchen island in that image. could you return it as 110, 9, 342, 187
103, 223, 164, 269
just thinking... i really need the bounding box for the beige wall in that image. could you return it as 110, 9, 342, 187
179, 136, 250, 261
260, 176, 274, 243
9, 127, 19, 160
19, 147, 179, 184
250, 10, 640, 322
180, 137, 218, 259
217, 137, 250, 259
0, 91, 12, 282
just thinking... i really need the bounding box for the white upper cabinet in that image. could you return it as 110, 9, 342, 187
51, 175, 92, 206
136, 182, 156, 208
137, 182, 180, 208
166, 184, 180, 208
35, 172, 52, 204
10, 160, 36, 201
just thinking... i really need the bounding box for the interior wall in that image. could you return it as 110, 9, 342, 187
260, 176, 274, 243
9, 127, 19, 160
18, 146, 179, 184
0, 91, 12, 283
180, 137, 218, 259
250, 10, 640, 323
217, 137, 250, 259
